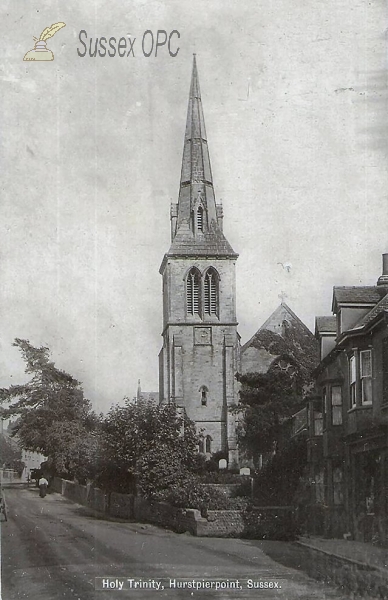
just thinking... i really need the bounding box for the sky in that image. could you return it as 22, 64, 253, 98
1, 0, 387, 413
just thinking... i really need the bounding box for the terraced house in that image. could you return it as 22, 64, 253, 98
313, 254, 388, 545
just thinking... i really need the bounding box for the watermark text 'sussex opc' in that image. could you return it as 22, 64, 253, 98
77, 30, 180, 58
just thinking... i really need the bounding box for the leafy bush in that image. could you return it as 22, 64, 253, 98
166, 478, 251, 513
97, 401, 200, 495
253, 437, 307, 506
166, 478, 231, 512
200, 471, 245, 484
242, 507, 299, 541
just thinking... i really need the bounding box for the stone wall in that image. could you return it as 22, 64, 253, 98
134, 497, 204, 535
52, 477, 107, 513
109, 492, 135, 519
51, 478, 296, 539
198, 510, 245, 537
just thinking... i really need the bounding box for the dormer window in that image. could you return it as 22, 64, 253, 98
197, 206, 204, 232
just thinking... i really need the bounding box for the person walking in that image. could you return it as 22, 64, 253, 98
0, 488, 7, 521
38, 476, 48, 498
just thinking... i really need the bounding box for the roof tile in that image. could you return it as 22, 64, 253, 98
315, 316, 337, 334
333, 286, 387, 304
167, 219, 237, 257
352, 293, 388, 329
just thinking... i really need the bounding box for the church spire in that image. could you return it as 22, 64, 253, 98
177, 55, 217, 231
164, 56, 237, 263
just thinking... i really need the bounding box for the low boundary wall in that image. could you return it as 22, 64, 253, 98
51, 477, 295, 538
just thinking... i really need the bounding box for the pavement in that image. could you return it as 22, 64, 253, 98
289, 536, 388, 599
296, 536, 388, 572
1, 486, 350, 600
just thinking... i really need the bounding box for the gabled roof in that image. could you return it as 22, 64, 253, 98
332, 286, 387, 312
242, 303, 314, 352
315, 316, 337, 336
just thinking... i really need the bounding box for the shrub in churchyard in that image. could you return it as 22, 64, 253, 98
98, 400, 200, 495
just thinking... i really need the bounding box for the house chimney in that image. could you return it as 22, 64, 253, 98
377, 253, 388, 286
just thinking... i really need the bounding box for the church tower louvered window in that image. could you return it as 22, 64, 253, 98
186, 268, 200, 315
204, 269, 218, 316
197, 206, 204, 232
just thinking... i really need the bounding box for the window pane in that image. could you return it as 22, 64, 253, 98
331, 386, 342, 406
315, 471, 325, 503
350, 356, 356, 383
332, 405, 342, 425
361, 351, 372, 377
362, 378, 373, 404
322, 389, 327, 412
314, 413, 323, 435
350, 384, 356, 407
333, 467, 344, 505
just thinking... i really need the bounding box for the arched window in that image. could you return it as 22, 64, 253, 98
186, 268, 200, 315
205, 435, 212, 454
204, 268, 218, 317
197, 206, 204, 232
199, 385, 208, 406
198, 439, 204, 453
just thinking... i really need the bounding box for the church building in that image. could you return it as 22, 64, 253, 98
159, 56, 240, 465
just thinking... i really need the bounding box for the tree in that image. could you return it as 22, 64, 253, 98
0, 433, 24, 474
0, 339, 97, 479
235, 370, 303, 463
235, 319, 319, 464
44, 420, 100, 482
252, 436, 308, 505
98, 400, 200, 497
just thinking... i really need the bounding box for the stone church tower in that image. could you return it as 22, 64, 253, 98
159, 56, 239, 465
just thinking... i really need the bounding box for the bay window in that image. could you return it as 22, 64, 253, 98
360, 350, 372, 405
331, 386, 342, 425
349, 355, 357, 408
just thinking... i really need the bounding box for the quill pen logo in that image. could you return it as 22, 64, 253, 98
23, 22, 66, 61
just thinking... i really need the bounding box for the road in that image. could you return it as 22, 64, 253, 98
1, 486, 346, 600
